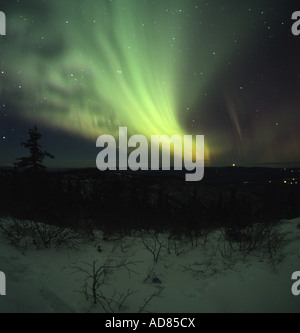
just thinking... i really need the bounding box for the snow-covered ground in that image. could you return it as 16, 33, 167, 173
0, 217, 299, 313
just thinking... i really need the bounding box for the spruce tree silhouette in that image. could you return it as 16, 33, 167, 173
14, 127, 55, 221
16, 126, 54, 173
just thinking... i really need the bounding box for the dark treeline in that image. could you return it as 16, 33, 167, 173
0, 168, 299, 237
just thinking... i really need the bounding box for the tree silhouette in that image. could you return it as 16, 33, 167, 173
16, 126, 54, 172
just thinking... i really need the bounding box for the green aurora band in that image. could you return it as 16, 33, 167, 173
1, 0, 262, 164
39, 1, 210, 160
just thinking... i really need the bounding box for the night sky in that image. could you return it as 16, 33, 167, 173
0, 0, 299, 169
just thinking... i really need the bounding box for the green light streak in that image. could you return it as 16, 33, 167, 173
1, 1, 261, 164
51, 4, 184, 132
17, 0, 208, 161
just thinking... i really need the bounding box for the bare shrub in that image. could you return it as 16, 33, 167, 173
264, 225, 289, 259
218, 230, 235, 261
142, 265, 163, 284
163, 232, 193, 257
140, 230, 164, 262
73, 259, 139, 313
0, 218, 32, 251
0, 218, 83, 250
112, 237, 134, 255
225, 222, 289, 260
138, 287, 164, 313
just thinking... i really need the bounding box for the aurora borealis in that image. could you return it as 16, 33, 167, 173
0, 0, 300, 168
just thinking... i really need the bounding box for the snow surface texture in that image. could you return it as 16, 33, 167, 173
0, 217, 299, 313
